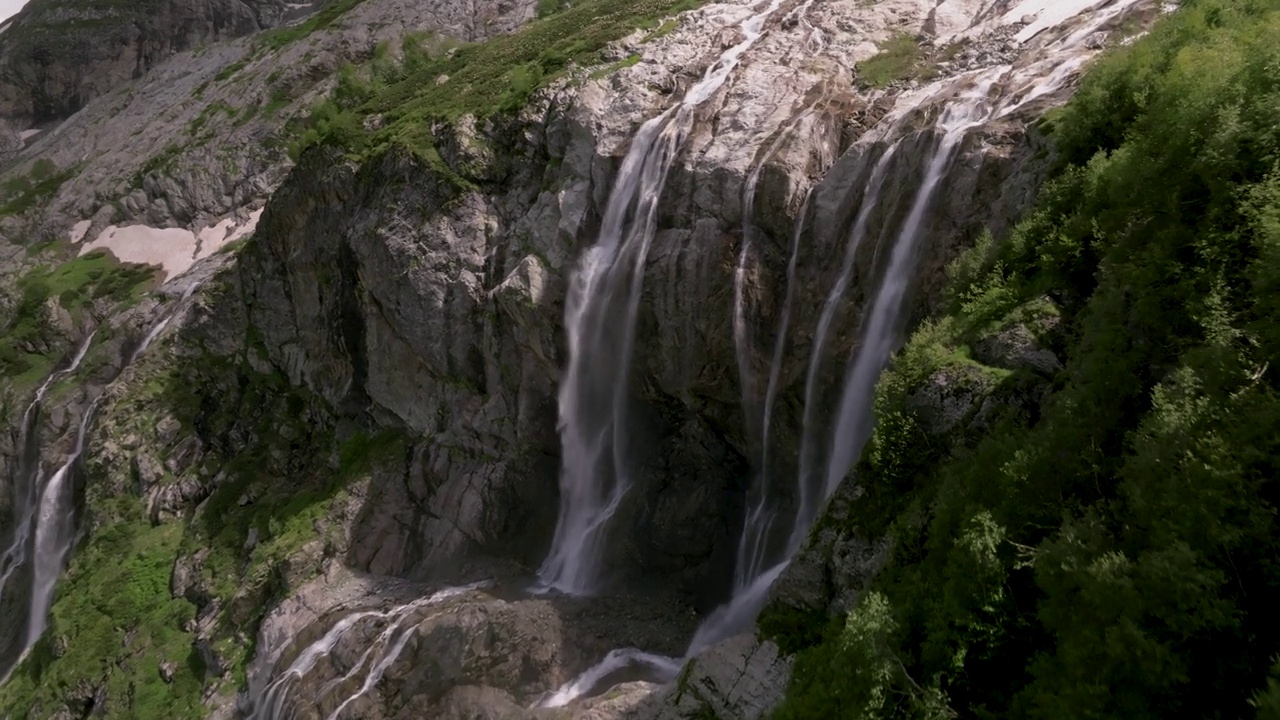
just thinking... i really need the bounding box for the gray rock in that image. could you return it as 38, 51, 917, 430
905, 363, 999, 437
631, 634, 791, 720
972, 321, 1062, 375
0, 0, 300, 127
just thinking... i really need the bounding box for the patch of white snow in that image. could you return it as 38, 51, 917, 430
80, 225, 199, 280
68, 220, 91, 244
1005, 0, 1108, 44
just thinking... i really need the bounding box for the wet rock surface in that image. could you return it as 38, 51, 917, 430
241, 566, 699, 720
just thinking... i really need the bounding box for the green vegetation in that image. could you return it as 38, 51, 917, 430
0, 336, 408, 715
285, 0, 705, 163
537, 0, 572, 18
772, 1, 1280, 717
2, 512, 205, 719
0, 162, 78, 217
257, 0, 369, 50
856, 32, 928, 89
261, 85, 293, 117
213, 54, 251, 83
130, 143, 184, 188
187, 100, 236, 135
0, 251, 157, 379
589, 53, 642, 79
642, 18, 679, 42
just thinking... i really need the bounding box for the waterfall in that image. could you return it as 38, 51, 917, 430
0, 333, 96, 602
537, 0, 786, 596
538, 648, 682, 708
688, 0, 1144, 651
731, 197, 806, 593
689, 71, 1004, 656
732, 99, 828, 592
822, 77, 998, 492
793, 145, 900, 542
24, 395, 101, 651
0, 281, 202, 682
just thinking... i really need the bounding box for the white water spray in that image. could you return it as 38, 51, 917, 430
793, 145, 900, 540
24, 396, 101, 650
538, 0, 787, 596
538, 648, 682, 709
732, 106, 822, 591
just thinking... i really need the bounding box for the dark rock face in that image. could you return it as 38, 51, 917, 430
0, 0, 301, 127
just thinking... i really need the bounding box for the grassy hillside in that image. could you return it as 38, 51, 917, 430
772, 0, 1280, 716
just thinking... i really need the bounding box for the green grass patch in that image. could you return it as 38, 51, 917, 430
257, 0, 368, 51
0, 251, 157, 379
262, 85, 294, 117
213, 55, 250, 83
0, 509, 204, 719
130, 143, 184, 188
642, 18, 679, 41
286, 0, 709, 163
0, 165, 79, 217
537, 0, 572, 18
856, 31, 928, 88
27, 250, 160, 308
188, 100, 237, 135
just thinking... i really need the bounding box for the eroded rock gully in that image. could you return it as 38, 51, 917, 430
0, 0, 1161, 716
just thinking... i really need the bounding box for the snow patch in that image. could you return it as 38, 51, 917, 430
80, 225, 199, 279
1004, 0, 1108, 43
77, 210, 262, 279
68, 220, 91, 244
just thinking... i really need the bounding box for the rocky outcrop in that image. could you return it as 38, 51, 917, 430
633, 634, 792, 720
0, 0, 302, 128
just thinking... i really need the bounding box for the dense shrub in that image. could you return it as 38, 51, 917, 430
774, 1, 1280, 717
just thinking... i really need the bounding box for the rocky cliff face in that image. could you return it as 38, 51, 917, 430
0, 0, 306, 129
0, 0, 1162, 717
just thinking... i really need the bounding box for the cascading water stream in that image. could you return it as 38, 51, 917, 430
732, 105, 823, 591
823, 77, 998, 491
690, 71, 1004, 656
732, 196, 812, 593
24, 395, 101, 651
538, 648, 682, 709
0, 281, 203, 682
241, 0, 1152, 707
243, 582, 487, 720
0, 333, 96, 601
792, 143, 901, 543
538, 0, 786, 596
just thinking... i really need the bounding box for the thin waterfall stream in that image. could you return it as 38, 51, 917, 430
0, 332, 96, 602
537, 0, 787, 596
0, 281, 203, 682
242, 581, 490, 720
686, 80, 989, 654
